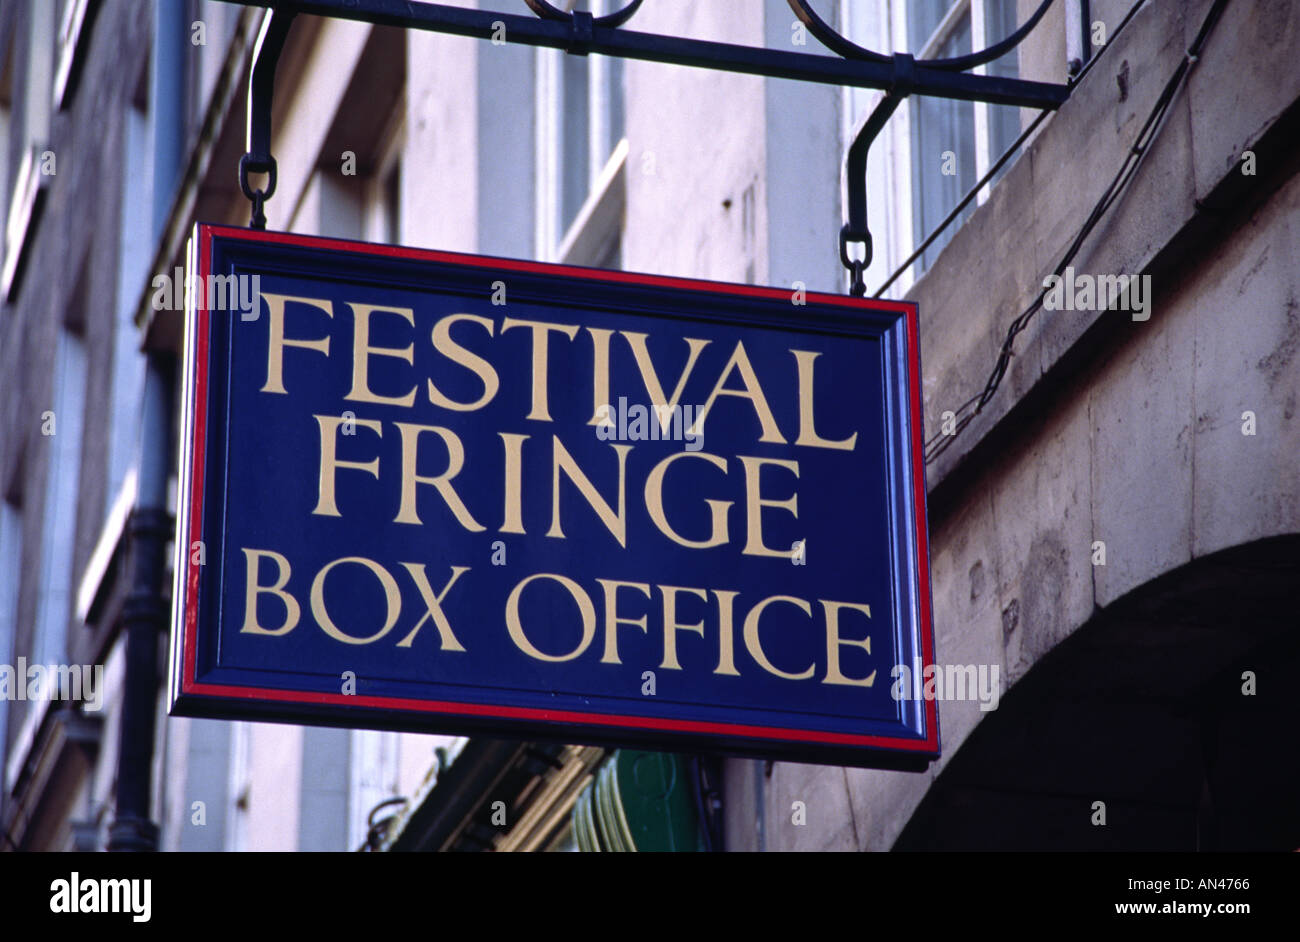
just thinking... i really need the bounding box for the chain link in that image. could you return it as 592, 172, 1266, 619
848, 260, 866, 297
239, 154, 277, 231
839, 226, 871, 298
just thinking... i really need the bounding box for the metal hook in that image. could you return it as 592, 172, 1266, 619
240, 7, 297, 229
840, 53, 914, 294
787, 0, 1060, 295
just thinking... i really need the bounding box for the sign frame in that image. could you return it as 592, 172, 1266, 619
169, 223, 939, 771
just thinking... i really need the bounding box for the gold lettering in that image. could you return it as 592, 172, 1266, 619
501, 318, 579, 421
622, 332, 710, 433
713, 589, 741, 676
260, 294, 332, 395
792, 350, 858, 451
313, 414, 383, 517
344, 303, 417, 407
587, 327, 613, 425
820, 600, 875, 686
505, 572, 596, 662
240, 548, 300, 636
393, 422, 485, 531
396, 564, 470, 650
499, 433, 529, 534
743, 595, 814, 680
659, 585, 708, 670
548, 437, 631, 547
309, 556, 402, 645
690, 341, 786, 443
644, 451, 731, 549
597, 579, 652, 664
427, 313, 499, 411
739, 455, 799, 558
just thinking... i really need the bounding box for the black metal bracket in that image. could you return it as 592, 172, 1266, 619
226, 0, 1070, 289
796, 0, 1067, 295
524, 0, 644, 30
839, 54, 913, 296
239, 6, 296, 229
525, 0, 645, 55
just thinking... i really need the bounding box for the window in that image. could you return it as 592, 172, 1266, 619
348, 728, 400, 850
534, 0, 626, 262
2, 1, 56, 302
310, 101, 404, 244
0, 494, 23, 764
0, 31, 13, 210
842, 0, 1026, 293
4, 285, 90, 781
53, 0, 100, 109
107, 64, 152, 509
18, 0, 53, 160
364, 116, 403, 246
194, 1, 241, 119
32, 273, 89, 673
226, 721, 252, 852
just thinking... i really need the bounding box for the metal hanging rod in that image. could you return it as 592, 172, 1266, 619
223, 0, 1067, 104
221, 0, 1071, 287
828, 0, 1063, 294
239, 7, 295, 230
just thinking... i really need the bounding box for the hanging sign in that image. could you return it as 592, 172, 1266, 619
169, 223, 938, 769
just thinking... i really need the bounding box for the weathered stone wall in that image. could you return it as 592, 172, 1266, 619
755, 0, 1300, 850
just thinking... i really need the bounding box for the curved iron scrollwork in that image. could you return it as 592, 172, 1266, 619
789, 0, 1062, 295
239, 7, 296, 230
233, 0, 1069, 297
787, 0, 1054, 73
524, 0, 644, 30
786, 0, 890, 64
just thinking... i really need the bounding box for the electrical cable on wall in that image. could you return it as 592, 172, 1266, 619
919, 0, 1229, 465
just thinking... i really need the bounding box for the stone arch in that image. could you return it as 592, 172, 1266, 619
894, 535, 1300, 850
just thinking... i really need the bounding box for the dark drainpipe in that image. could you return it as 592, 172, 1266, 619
107, 357, 172, 853
108, 0, 184, 852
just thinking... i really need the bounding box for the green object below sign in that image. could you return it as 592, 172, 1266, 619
574, 752, 705, 852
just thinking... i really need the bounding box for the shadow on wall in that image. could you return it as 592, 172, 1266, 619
895, 534, 1300, 851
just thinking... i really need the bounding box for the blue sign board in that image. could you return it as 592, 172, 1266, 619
169, 224, 938, 769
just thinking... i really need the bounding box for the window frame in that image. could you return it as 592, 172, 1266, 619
361, 103, 405, 246
534, 0, 626, 264
841, 0, 1028, 296
52, 0, 99, 110
0, 497, 23, 777
2, 1, 57, 303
